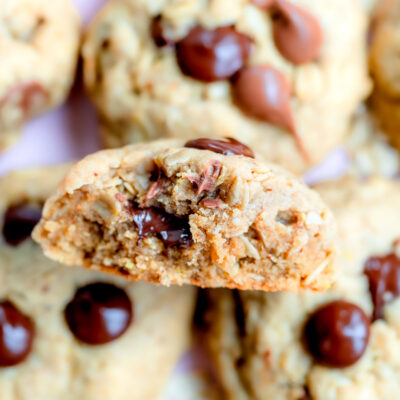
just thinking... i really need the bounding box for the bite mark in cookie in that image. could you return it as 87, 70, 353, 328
33, 140, 336, 291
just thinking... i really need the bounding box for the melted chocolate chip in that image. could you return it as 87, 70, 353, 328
304, 300, 370, 368
2, 204, 42, 246
270, 0, 322, 64
0, 301, 34, 367
232, 65, 295, 134
65, 283, 133, 345
185, 137, 255, 158
364, 253, 400, 321
145, 167, 168, 201
130, 205, 192, 248
151, 16, 173, 47
187, 160, 222, 196
176, 26, 251, 82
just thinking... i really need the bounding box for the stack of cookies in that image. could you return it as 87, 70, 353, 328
1, 0, 400, 399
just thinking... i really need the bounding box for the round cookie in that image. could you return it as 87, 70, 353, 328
207, 176, 400, 400
0, 166, 195, 400
370, 0, 400, 152
0, 0, 80, 151
82, 0, 371, 174
33, 138, 336, 291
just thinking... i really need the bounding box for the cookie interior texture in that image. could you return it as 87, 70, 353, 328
33, 140, 336, 291
0, 166, 195, 400
206, 177, 400, 400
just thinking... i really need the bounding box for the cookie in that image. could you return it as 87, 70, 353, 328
33, 138, 336, 291
370, 0, 400, 152
345, 107, 399, 178
0, 0, 80, 151
0, 166, 195, 400
82, 0, 370, 174
206, 176, 400, 400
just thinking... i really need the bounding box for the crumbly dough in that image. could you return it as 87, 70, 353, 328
0, 166, 195, 400
207, 176, 400, 400
33, 139, 336, 291
82, 0, 370, 174
0, 0, 80, 151
369, 0, 400, 151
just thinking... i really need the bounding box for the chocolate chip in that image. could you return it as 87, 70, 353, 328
0, 82, 48, 122
187, 160, 222, 196
145, 167, 168, 201
364, 253, 400, 321
0, 301, 34, 367
304, 300, 370, 368
185, 137, 255, 158
150, 16, 173, 47
176, 26, 251, 82
270, 0, 322, 64
2, 204, 42, 246
130, 204, 192, 248
65, 283, 133, 345
231, 65, 295, 133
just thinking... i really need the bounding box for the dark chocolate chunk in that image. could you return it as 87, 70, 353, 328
364, 253, 400, 320
65, 283, 133, 345
270, 0, 322, 64
130, 205, 192, 248
185, 137, 255, 158
176, 26, 251, 82
2, 203, 42, 246
304, 300, 370, 368
0, 301, 34, 367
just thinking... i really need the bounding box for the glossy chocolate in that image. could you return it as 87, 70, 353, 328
232, 65, 295, 133
2, 203, 42, 246
185, 137, 255, 158
176, 26, 251, 82
304, 300, 370, 368
65, 283, 133, 345
130, 205, 192, 248
364, 253, 400, 320
270, 0, 322, 64
0, 301, 34, 367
